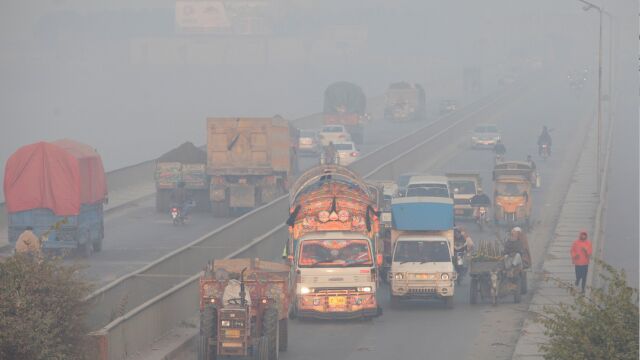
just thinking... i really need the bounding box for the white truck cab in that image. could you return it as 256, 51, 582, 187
406, 175, 452, 198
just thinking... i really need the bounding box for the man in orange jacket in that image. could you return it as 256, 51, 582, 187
570, 231, 592, 293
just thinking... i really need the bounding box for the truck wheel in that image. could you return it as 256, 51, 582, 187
262, 307, 279, 360
253, 336, 270, 360
521, 272, 528, 294
278, 318, 288, 352
470, 278, 478, 304
389, 294, 400, 308
198, 304, 217, 360
212, 201, 229, 218
444, 296, 454, 309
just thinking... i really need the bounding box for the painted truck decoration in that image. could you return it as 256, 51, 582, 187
286, 165, 381, 319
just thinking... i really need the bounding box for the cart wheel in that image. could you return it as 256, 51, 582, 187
198, 304, 217, 360
470, 278, 478, 304
278, 318, 288, 352
521, 272, 528, 294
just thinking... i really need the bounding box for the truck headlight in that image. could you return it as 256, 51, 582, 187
300, 286, 311, 294
394, 273, 404, 280
221, 320, 230, 327
357, 286, 372, 293
441, 273, 450, 280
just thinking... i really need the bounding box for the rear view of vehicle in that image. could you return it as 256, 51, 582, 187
471, 124, 501, 149
405, 175, 451, 198
333, 142, 360, 166
323, 81, 367, 144
384, 82, 426, 122
446, 173, 481, 218
439, 99, 458, 115
318, 125, 351, 147
207, 117, 297, 217
298, 129, 320, 155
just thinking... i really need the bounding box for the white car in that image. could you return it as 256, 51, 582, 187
471, 124, 501, 149
318, 125, 351, 147
334, 141, 360, 166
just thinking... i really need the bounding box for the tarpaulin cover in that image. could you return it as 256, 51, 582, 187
391, 197, 454, 231
3, 139, 107, 216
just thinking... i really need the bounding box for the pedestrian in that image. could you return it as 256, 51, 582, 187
570, 230, 592, 293
15, 226, 42, 257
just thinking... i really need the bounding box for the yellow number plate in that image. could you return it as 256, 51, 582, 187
415, 274, 431, 279
225, 329, 241, 338
328, 296, 347, 306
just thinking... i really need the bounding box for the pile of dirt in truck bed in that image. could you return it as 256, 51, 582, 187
157, 142, 206, 163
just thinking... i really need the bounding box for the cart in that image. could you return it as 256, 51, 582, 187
469, 257, 523, 305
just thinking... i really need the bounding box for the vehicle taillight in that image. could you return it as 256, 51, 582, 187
350, 151, 359, 157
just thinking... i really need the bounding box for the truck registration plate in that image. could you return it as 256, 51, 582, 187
415, 274, 432, 279
328, 296, 347, 306
225, 329, 241, 338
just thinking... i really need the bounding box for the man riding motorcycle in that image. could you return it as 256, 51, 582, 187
170, 181, 195, 218
537, 126, 552, 156
470, 189, 491, 225
494, 139, 507, 162
453, 227, 474, 283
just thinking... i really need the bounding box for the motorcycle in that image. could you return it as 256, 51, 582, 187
540, 143, 550, 160
475, 206, 489, 230
170, 206, 185, 226
454, 244, 467, 284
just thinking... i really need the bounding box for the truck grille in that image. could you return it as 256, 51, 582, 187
408, 288, 436, 294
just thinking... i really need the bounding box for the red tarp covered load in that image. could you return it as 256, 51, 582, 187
3, 139, 108, 216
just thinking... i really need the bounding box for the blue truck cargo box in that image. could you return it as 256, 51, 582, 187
391, 196, 454, 231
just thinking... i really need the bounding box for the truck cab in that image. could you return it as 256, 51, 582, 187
446, 173, 481, 218
406, 175, 451, 198
294, 231, 379, 319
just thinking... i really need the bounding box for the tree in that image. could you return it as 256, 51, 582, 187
537, 260, 639, 360
0, 254, 92, 360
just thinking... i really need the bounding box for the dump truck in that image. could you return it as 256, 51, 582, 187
155, 142, 210, 212
207, 116, 298, 217
384, 82, 426, 122
3, 140, 108, 256
198, 258, 290, 360
285, 165, 382, 319
323, 82, 367, 144
386, 196, 456, 308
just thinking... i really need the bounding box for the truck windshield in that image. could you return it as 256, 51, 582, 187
496, 182, 528, 196
406, 184, 449, 198
393, 241, 451, 263
449, 181, 476, 195
299, 239, 372, 268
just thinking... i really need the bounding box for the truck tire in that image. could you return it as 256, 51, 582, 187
156, 189, 170, 213
470, 278, 478, 304
520, 272, 528, 294
212, 200, 229, 218
444, 296, 454, 309
198, 304, 217, 360
253, 336, 269, 360
262, 307, 279, 360
278, 318, 288, 352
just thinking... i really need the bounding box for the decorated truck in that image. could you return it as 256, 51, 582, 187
285, 165, 382, 319
323, 82, 367, 144
155, 142, 209, 212
3, 140, 108, 256
207, 116, 298, 217
386, 196, 456, 308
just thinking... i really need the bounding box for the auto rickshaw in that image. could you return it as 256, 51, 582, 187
492, 161, 534, 229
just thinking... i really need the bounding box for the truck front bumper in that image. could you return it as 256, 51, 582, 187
391, 280, 455, 299
296, 292, 378, 319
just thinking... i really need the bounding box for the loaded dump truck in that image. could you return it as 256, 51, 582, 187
384, 82, 426, 122
386, 196, 456, 308
207, 116, 298, 217
323, 82, 367, 144
155, 142, 209, 212
3, 140, 108, 256
198, 258, 290, 360
286, 165, 382, 319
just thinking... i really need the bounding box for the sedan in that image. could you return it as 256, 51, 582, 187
318, 125, 351, 147
334, 141, 360, 166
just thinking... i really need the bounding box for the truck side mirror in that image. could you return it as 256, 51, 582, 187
376, 254, 383, 267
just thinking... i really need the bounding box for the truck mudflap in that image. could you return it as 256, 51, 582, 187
229, 184, 256, 208
296, 292, 378, 319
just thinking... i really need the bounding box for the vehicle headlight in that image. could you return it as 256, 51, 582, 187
441, 273, 450, 280
394, 273, 404, 280
357, 286, 372, 293
300, 286, 311, 295
221, 320, 230, 327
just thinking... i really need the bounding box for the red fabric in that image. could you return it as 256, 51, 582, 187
4, 140, 107, 216
570, 232, 592, 266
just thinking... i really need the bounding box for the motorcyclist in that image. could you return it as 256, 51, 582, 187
170, 181, 194, 217
537, 126, 552, 155
470, 189, 492, 219
494, 139, 506, 159
324, 141, 337, 165
527, 155, 539, 185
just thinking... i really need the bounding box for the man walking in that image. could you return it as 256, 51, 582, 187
570, 230, 592, 293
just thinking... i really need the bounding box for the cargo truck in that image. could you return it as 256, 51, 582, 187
387, 196, 456, 308
446, 172, 482, 219
207, 116, 298, 217
285, 165, 382, 319
155, 142, 210, 212
3, 140, 108, 256
384, 82, 426, 122
323, 82, 367, 144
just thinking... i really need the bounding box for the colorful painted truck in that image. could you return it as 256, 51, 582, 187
387, 196, 456, 308
286, 165, 382, 319
155, 142, 209, 212
3, 140, 107, 256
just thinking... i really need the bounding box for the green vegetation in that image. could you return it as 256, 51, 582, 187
0, 254, 92, 360
538, 260, 639, 360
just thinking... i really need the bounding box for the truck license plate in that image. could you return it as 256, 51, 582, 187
415, 274, 431, 279
328, 296, 347, 306
225, 329, 241, 338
